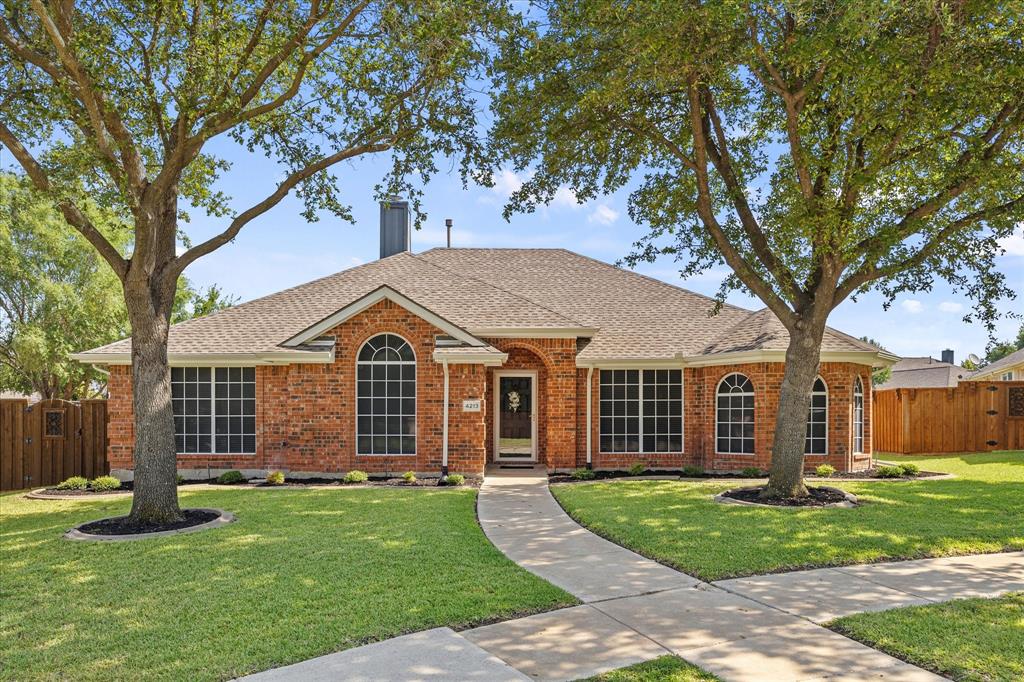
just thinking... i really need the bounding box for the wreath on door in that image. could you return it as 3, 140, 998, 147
507, 390, 521, 413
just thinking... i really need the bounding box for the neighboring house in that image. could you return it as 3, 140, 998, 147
969, 347, 1024, 382
73, 203, 896, 480
0, 390, 42, 402
877, 351, 968, 390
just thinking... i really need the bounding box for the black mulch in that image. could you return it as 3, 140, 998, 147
723, 485, 851, 507
250, 476, 480, 489
77, 509, 220, 536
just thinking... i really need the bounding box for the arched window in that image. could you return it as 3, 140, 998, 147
717, 373, 755, 454
805, 377, 828, 455
356, 334, 416, 455
852, 376, 864, 454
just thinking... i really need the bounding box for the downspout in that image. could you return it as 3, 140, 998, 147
91, 364, 110, 377
586, 366, 594, 469
441, 360, 450, 481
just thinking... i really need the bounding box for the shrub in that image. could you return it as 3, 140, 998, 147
89, 475, 122, 492
815, 464, 837, 478
266, 470, 286, 486
740, 466, 763, 478
571, 468, 596, 480
681, 465, 704, 477
876, 464, 905, 478
402, 471, 417, 483
56, 476, 88, 490
900, 462, 920, 477
216, 470, 246, 485
628, 462, 646, 476
343, 470, 368, 484
175, 473, 185, 486
445, 473, 465, 486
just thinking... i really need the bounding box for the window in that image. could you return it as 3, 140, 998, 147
852, 375, 865, 454
1001, 371, 1014, 381
171, 367, 255, 454
599, 369, 682, 453
357, 334, 416, 455
805, 377, 828, 455
717, 373, 755, 454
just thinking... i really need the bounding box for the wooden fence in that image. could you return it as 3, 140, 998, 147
0, 399, 107, 491
873, 381, 1024, 454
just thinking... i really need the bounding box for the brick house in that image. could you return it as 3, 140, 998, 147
74, 208, 896, 480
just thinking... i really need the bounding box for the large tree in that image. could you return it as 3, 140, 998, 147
490, 0, 1024, 497
1, 0, 508, 522
0, 172, 236, 400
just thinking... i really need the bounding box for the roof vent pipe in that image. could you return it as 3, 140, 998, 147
379, 197, 411, 258
445, 218, 453, 248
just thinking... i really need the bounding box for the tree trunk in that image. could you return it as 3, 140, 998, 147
761, 319, 827, 500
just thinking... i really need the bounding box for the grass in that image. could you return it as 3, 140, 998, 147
830, 593, 1024, 681
551, 451, 1024, 581
0, 487, 574, 681
578, 656, 720, 681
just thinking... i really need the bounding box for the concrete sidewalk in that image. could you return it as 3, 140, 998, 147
238, 468, 1020, 681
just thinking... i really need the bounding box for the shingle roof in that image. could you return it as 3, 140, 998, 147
877, 357, 967, 390
77, 247, 884, 364
969, 347, 1024, 379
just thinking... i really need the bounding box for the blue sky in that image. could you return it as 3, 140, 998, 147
177, 137, 1024, 363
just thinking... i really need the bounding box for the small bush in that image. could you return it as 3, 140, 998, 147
571, 468, 596, 480
681, 465, 704, 477
628, 462, 646, 476
900, 462, 920, 477
175, 473, 185, 486
445, 473, 465, 486
266, 470, 286, 486
740, 466, 763, 478
815, 464, 837, 478
216, 470, 246, 485
89, 475, 121, 492
343, 470, 368, 484
402, 471, 417, 483
56, 476, 88, 490
876, 464, 905, 478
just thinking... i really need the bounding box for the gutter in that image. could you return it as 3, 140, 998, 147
441, 360, 450, 481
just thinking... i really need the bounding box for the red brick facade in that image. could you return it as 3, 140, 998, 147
106, 302, 873, 477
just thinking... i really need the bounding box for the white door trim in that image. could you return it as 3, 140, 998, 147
493, 370, 538, 462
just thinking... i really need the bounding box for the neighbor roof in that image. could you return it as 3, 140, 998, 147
74, 248, 892, 366
878, 356, 967, 390
969, 347, 1024, 379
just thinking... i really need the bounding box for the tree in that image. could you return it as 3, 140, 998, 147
489, 1, 1024, 498
858, 337, 892, 386
0, 0, 505, 522
966, 322, 1024, 366
0, 173, 234, 400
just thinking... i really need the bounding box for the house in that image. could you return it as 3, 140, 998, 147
876, 351, 967, 390
72, 202, 896, 480
968, 347, 1024, 381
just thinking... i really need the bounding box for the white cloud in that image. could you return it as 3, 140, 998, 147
938, 301, 964, 313
490, 168, 525, 198
900, 299, 924, 314
998, 223, 1024, 257
551, 185, 580, 209
588, 203, 619, 226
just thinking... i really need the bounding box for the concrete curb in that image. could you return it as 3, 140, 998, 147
714, 485, 859, 509
63, 508, 235, 542
26, 487, 132, 500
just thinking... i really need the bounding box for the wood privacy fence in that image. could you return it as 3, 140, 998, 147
0, 399, 107, 491
873, 381, 1024, 454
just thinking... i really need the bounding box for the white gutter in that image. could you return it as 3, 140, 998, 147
441, 360, 450, 479
90, 364, 110, 376
69, 350, 336, 366
585, 366, 594, 468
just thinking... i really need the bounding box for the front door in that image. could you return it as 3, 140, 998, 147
495, 373, 536, 462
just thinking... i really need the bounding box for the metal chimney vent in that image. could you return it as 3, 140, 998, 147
941, 349, 954, 365
379, 197, 411, 259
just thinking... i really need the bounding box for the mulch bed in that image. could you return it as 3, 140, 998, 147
722, 485, 850, 507
551, 468, 941, 484
824, 467, 942, 480
549, 470, 687, 484
41, 487, 129, 496
229, 476, 481, 489
77, 509, 220, 536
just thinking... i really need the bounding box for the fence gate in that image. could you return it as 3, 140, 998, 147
0, 399, 107, 491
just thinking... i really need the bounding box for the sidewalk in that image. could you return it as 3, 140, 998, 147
239, 467, 1021, 681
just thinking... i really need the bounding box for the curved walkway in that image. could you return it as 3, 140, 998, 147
242, 467, 1021, 681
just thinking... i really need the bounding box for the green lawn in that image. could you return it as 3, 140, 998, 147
551, 452, 1024, 581
579, 656, 720, 681
0, 487, 573, 681
830, 593, 1024, 682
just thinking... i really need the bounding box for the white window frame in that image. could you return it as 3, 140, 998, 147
852, 375, 865, 454
804, 376, 828, 456
1001, 371, 1014, 381
355, 333, 417, 456
171, 366, 256, 455
715, 372, 756, 455
598, 368, 684, 454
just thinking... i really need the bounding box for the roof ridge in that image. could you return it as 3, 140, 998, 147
412, 251, 588, 328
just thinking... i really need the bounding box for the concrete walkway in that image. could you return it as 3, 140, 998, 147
239, 467, 1022, 681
